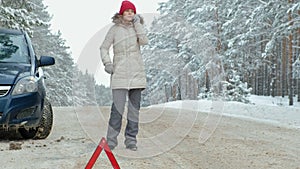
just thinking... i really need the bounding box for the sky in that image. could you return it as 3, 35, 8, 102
43, 0, 167, 86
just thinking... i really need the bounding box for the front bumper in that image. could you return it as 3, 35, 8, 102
0, 92, 43, 129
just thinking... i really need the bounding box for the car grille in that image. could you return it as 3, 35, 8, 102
0, 86, 11, 97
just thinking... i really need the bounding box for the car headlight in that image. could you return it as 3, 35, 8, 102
12, 76, 38, 95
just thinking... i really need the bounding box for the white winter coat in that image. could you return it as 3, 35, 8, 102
100, 14, 148, 89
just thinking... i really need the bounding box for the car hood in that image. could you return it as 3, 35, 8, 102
0, 63, 31, 85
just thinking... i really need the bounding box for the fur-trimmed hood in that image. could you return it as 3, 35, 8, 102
112, 13, 144, 25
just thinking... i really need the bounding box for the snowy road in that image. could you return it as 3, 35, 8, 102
0, 102, 299, 168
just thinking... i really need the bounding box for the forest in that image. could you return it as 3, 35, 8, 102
143, 0, 300, 106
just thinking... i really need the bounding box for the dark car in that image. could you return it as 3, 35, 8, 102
0, 28, 55, 139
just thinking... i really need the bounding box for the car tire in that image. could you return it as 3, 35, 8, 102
19, 99, 53, 139
34, 99, 53, 139
18, 128, 37, 139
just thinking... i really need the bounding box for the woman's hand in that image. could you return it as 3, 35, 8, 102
132, 15, 140, 23
104, 63, 113, 74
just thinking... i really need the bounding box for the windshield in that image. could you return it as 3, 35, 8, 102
0, 33, 30, 63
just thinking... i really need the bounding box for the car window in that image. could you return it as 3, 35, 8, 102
0, 33, 30, 63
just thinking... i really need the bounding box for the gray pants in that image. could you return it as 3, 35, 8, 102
106, 89, 142, 147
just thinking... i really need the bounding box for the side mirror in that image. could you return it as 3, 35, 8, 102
39, 56, 55, 67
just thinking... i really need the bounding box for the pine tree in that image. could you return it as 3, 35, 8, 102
143, 0, 255, 104
95, 84, 112, 106
0, 0, 44, 34
223, 70, 251, 103
27, 0, 75, 106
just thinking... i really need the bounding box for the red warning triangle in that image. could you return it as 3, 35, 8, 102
85, 137, 120, 169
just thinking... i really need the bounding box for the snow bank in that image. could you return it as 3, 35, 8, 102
150, 95, 300, 129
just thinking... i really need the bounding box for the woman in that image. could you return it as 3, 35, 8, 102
100, 0, 148, 151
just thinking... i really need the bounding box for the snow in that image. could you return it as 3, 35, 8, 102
1, 96, 299, 168
150, 95, 300, 129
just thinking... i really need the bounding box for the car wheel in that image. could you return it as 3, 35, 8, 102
34, 99, 53, 139
18, 99, 53, 139
18, 128, 37, 139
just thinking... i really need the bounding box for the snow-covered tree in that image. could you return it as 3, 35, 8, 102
24, 0, 75, 106
142, 0, 227, 104
143, 0, 300, 105
0, 0, 44, 34
42, 31, 75, 106
223, 70, 252, 103
95, 84, 112, 106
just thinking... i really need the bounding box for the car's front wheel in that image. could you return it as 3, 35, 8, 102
19, 99, 53, 139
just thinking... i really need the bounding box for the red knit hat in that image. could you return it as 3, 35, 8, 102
119, 1, 136, 15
